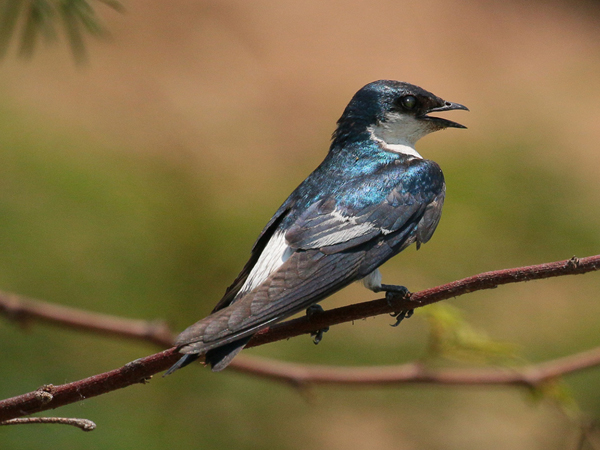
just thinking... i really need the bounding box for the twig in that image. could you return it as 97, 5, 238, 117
0, 416, 96, 431
0, 350, 181, 422
0, 255, 599, 421
0, 291, 174, 347
572, 420, 600, 450
229, 346, 600, 388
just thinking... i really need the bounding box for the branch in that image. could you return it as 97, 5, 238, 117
229, 345, 600, 388
0, 416, 96, 431
0, 291, 174, 347
245, 255, 600, 348
0, 350, 181, 422
1, 255, 599, 421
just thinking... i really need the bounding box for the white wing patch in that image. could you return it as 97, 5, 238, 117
295, 209, 387, 248
309, 222, 375, 247
291, 209, 393, 249
236, 230, 294, 298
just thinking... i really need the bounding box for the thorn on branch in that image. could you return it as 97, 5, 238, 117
34, 385, 55, 405
567, 256, 581, 270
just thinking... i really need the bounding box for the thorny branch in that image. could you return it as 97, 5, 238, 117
0, 254, 599, 423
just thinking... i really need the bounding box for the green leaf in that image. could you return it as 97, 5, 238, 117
420, 304, 521, 364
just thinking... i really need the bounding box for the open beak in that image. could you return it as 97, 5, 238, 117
421, 101, 469, 129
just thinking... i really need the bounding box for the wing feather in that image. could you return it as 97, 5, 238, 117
176, 159, 446, 359
210, 204, 292, 312
176, 249, 365, 353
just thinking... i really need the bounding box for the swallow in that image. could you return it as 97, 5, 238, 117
165, 80, 468, 374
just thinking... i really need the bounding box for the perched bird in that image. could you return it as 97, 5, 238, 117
165, 80, 468, 374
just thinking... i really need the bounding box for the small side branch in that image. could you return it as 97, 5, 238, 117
1, 416, 96, 431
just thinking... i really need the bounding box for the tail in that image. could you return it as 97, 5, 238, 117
164, 336, 253, 376
165, 249, 371, 376
163, 353, 201, 377
204, 336, 252, 371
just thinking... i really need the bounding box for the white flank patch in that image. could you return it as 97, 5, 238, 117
237, 230, 294, 297
361, 269, 382, 292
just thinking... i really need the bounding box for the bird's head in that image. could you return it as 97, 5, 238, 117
332, 80, 468, 150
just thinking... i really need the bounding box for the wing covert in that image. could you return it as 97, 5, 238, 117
285, 159, 444, 254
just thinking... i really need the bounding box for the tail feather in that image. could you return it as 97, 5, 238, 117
164, 336, 252, 376
205, 336, 252, 372
163, 353, 201, 377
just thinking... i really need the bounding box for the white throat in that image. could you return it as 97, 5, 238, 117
367, 111, 431, 159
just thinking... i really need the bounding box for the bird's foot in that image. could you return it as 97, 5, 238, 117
380, 284, 411, 301
389, 308, 414, 327
306, 304, 329, 345
380, 284, 413, 327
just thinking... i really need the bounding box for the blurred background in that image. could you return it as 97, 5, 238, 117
1, 1, 600, 449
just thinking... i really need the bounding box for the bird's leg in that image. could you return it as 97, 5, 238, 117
379, 284, 413, 327
367, 272, 413, 327
306, 304, 330, 344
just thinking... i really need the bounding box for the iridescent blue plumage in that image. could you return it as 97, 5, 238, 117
165, 80, 467, 375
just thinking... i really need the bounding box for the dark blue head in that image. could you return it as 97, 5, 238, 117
332, 80, 468, 148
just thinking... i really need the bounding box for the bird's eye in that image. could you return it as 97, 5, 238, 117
400, 95, 417, 110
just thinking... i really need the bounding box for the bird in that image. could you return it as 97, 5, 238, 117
165, 80, 468, 375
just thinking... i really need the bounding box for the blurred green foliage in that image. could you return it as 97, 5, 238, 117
0, 0, 122, 61
419, 304, 521, 363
